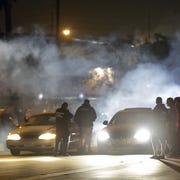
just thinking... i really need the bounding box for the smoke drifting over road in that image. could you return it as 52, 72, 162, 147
0, 33, 180, 118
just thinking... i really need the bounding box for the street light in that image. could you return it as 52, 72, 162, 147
62, 28, 71, 37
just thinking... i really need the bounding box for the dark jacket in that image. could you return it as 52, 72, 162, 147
55, 107, 73, 135
74, 103, 97, 127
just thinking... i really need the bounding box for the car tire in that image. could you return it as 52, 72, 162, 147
10, 149, 20, 156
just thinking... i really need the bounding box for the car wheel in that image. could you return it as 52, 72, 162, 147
10, 149, 20, 156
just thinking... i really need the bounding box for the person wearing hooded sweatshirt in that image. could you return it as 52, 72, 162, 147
74, 99, 97, 153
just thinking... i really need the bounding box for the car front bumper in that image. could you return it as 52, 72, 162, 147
97, 138, 152, 154
6, 138, 55, 152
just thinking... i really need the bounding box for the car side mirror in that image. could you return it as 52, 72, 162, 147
103, 120, 108, 125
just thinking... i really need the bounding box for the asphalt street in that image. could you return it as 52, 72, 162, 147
0, 151, 180, 180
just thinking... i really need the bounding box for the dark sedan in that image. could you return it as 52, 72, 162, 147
97, 108, 154, 154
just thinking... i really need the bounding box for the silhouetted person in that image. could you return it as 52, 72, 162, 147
174, 97, 180, 154
151, 97, 167, 159
54, 102, 73, 156
0, 107, 16, 151
74, 99, 97, 153
165, 97, 176, 156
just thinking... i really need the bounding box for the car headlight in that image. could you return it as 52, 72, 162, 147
98, 130, 110, 142
7, 134, 21, 140
38, 133, 56, 140
134, 128, 150, 143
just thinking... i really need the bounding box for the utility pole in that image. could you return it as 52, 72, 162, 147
147, 1, 151, 42
56, 0, 60, 44
0, 0, 12, 36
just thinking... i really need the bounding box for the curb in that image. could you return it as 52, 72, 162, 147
160, 157, 180, 172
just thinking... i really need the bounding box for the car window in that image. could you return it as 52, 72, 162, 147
25, 115, 56, 126
109, 111, 153, 125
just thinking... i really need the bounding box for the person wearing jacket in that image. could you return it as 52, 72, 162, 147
74, 99, 97, 153
151, 97, 167, 159
54, 102, 73, 156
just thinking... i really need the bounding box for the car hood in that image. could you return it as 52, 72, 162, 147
9, 125, 55, 135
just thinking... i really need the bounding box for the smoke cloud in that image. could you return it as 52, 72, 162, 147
0, 33, 180, 123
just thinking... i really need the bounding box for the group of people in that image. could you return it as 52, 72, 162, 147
54, 96, 180, 157
151, 96, 180, 159
54, 99, 97, 156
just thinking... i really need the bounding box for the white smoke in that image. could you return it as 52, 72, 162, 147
1, 32, 180, 152
0, 33, 180, 125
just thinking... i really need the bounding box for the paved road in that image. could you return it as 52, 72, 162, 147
0, 153, 180, 180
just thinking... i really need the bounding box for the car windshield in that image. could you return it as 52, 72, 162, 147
109, 110, 154, 125
25, 114, 56, 126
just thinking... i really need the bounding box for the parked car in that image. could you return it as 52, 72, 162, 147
97, 108, 154, 154
6, 112, 80, 156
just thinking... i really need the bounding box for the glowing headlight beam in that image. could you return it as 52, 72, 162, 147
134, 128, 150, 143
7, 134, 21, 140
98, 131, 110, 141
38, 133, 56, 140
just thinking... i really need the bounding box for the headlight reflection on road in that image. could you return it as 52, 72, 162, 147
95, 155, 159, 178
0, 156, 60, 162
84, 155, 120, 167
128, 159, 159, 175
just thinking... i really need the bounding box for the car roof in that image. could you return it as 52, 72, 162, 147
112, 107, 153, 118
123, 107, 152, 112
26, 112, 55, 119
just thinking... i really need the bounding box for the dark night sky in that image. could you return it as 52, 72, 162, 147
61, 0, 180, 37
1, 0, 180, 38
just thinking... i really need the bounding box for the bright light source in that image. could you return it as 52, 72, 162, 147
87, 67, 114, 89
78, 93, 84, 99
62, 29, 71, 36
98, 130, 110, 141
134, 128, 150, 142
38, 133, 56, 140
38, 93, 43, 100
7, 134, 21, 140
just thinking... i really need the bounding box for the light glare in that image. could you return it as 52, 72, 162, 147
38, 133, 56, 140
62, 29, 71, 36
134, 128, 150, 142
7, 134, 21, 140
98, 130, 110, 141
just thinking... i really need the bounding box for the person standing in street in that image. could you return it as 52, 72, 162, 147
165, 97, 176, 157
174, 97, 180, 155
74, 99, 97, 153
151, 97, 167, 159
54, 102, 73, 156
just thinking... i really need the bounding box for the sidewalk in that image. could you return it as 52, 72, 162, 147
161, 156, 180, 172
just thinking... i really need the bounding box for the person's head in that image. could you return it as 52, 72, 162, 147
174, 97, 180, 103
166, 97, 174, 107
83, 99, 90, 106
174, 97, 180, 108
61, 102, 68, 109
156, 97, 162, 105
84, 99, 90, 104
